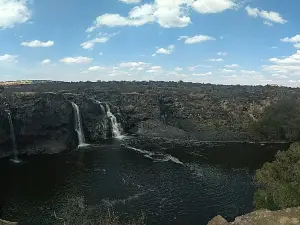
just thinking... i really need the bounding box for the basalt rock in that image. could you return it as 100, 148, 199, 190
0, 93, 76, 157
0, 92, 124, 158
208, 207, 300, 225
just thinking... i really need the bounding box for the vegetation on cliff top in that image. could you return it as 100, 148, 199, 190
254, 142, 300, 210
253, 98, 300, 141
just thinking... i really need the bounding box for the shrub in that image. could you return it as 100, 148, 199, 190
254, 142, 300, 210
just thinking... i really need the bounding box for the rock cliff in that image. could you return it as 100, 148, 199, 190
0, 92, 121, 158
1, 81, 300, 158
208, 207, 300, 225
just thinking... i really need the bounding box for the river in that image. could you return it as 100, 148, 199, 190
0, 137, 288, 225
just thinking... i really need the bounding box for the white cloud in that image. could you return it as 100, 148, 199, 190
175, 67, 183, 71
263, 50, 300, 77
146, 70, 156, 73
192, 0, 236, 14
240, 70, 258, 74
99, 52, 103, 56
294, 43, 300, 49
245, 6, 287, 25
119, 61, 148, 68
178, 35, 215, 44
60, 56, 93, 64
271, 46, 278, 49
81, 33, 118, 49
119, 0, 140, 4
88, 66, 106, 71
21, 40, 54, 47
153, 45, 174, 56
0, 54, 18, 62
220, 69, 235, 73
208, 58, 224, 62
0, 0, 31, 29
263, 21, 273, 26
281, 35, 300, 43
86, 0, 195, 31
217, 52, 228, 56
41, 59, 51, 65
151, 65, 162, 70
269, 50, 300, 64
192, 72, 212, 76
225, 64, 239, 68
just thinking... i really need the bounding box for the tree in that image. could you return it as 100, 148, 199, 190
253, 99, 300, 141
254, 142, 300, 210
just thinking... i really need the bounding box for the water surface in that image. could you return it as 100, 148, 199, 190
0, 138, 288, 225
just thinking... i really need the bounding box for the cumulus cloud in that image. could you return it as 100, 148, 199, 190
119, 61, 148, 68
119, 0, 140, 4
81, 32, 118, 49
0, 54, 18, 62
281, 35, 300, 43
245, 6, 287, 25
88, 66, 106, 71
220, 69, 235, 73
60, 56, 93, 64
192, 0, 236, 14
263, 50, 300, 77
0, 0, 31, 29
175, 67, 183, 71
178, 35, 215, 44
208, 58, 224, 62
192, 72, 212, 76
21, 40, 54, 47
225, 64, 239, 68
88, 0, 236, 31
153, 45, 175, 56
294, 43, 300, 49
217, 52, 228, 56
41, 59, 51, 65
240, 70, 258, 74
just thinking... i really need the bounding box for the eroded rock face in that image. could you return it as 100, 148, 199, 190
208, 207, 300, 225
0, 92, 124, 158
0, 93, 76, 157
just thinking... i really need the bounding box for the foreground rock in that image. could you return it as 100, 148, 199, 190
208, 207, 300, 225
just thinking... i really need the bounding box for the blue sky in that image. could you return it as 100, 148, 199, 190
1, 0, 300, 86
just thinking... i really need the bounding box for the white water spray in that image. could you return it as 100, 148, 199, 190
71, 102, 88, 147
105, 104, 123, 138
6, 110, 20, 163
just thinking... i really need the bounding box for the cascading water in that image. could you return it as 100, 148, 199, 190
105, 103, 123, 138
71, 102, 88, 147
6, 110, 20, 163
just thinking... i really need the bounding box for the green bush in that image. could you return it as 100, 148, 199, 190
253, 99, 300, 141
254, 142, 300, 210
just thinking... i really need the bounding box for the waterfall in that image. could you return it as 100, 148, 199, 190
71, 102, 87, 147
105, 104, 123, 138
6, 110, 20, 163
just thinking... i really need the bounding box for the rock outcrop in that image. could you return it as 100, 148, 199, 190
208, 207, 300, 225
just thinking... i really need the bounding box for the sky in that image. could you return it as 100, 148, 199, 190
1, 0, 300, 86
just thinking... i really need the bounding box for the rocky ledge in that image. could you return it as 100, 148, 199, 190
208, 207, 300, 225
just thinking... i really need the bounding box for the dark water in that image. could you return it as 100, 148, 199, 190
0, 137, 288, 225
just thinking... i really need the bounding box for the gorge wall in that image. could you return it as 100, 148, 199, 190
1, 81, 300, 158
0, 92, 123, 158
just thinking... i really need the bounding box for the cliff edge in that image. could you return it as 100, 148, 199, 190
208, 207, 300, 225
